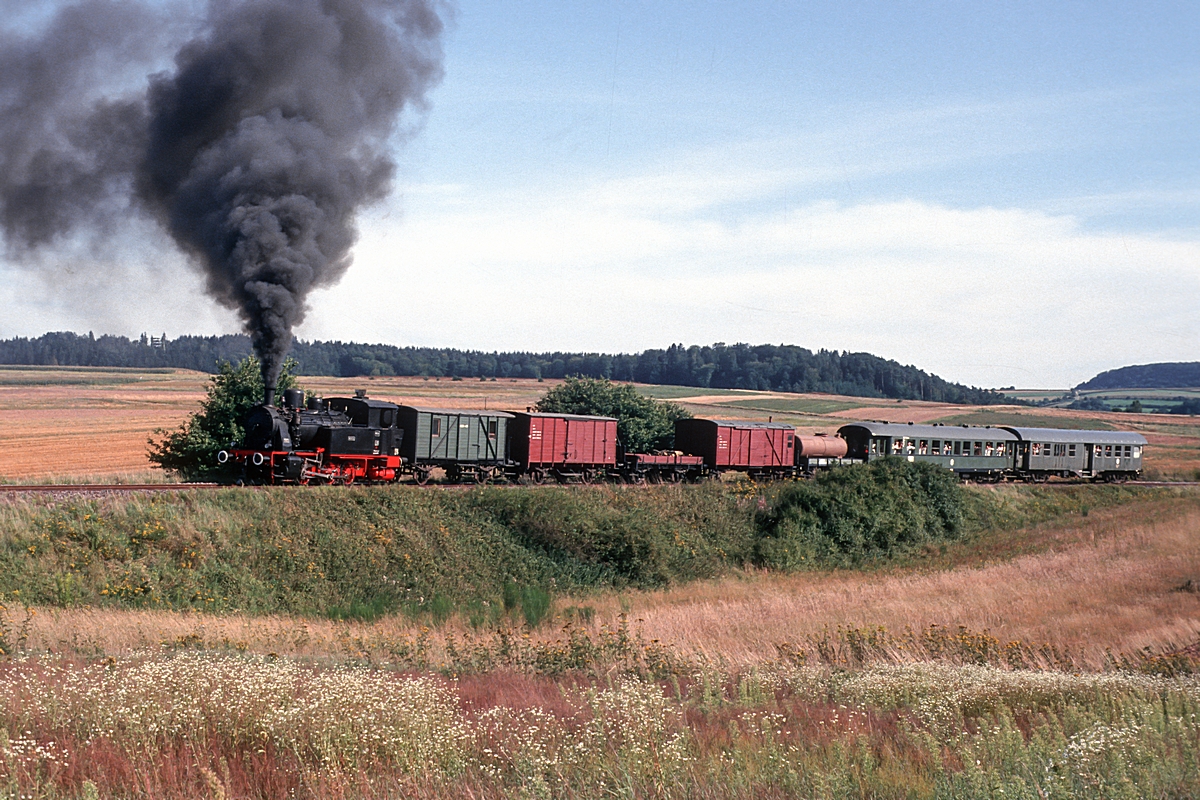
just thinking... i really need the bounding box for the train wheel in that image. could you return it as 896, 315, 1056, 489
415, 467, 432, 486
530, 468, 546, 485
581, 468, 595, 485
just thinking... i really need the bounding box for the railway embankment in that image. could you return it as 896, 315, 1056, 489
0, 464, 1186, 622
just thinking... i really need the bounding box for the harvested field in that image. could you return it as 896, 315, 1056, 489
1, 366, 1197, 480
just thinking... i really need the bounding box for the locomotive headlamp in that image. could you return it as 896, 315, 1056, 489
216, 450, 229, 464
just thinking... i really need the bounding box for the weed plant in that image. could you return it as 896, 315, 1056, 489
0, 651, 1196, 799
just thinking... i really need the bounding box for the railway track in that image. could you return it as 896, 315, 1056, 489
2, 479, 1197, 498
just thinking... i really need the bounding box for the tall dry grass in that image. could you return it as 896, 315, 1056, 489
597, 493, 1200, 667
14, 492, 1199, 671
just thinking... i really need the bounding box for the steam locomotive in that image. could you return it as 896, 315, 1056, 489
219, 388, 1147, 485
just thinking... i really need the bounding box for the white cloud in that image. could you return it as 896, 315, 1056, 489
300, 177, 1199, 388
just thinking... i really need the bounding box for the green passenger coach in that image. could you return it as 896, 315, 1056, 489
837, 422, 1017, 481
1000, 426, 1146, 481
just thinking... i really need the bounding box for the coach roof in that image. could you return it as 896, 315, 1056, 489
1000, 427, 1147, 445
837, 422, 1017, 440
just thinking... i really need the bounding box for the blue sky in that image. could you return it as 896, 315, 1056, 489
2, 0, 1197, 387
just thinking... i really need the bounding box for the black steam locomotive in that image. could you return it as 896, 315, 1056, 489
221, 388, 404, 484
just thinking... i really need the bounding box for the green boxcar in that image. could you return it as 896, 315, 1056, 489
837, 421, 1017, 480
396, 406, 514, 467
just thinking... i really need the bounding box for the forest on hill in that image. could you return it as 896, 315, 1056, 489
0, 331, 1010, 404
1076, 361, 1200, 391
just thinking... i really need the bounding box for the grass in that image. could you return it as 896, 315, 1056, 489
1, 479, 1197, 798
932, 410, 1116, 430
2, 466, 1173, 622
0, 653, 1197, 799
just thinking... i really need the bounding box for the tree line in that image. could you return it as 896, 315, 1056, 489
0, 331, 1010, 404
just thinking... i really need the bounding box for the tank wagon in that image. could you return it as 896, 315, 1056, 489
794, 433, 853, 475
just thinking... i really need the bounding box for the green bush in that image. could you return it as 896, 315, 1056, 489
754, 459, 966, 569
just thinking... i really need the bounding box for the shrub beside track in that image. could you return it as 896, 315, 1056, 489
0, 464, 1178, 620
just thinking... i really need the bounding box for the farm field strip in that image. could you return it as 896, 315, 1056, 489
1, 367, 1198, 481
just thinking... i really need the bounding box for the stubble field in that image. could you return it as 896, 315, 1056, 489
2, 365, 1198, 481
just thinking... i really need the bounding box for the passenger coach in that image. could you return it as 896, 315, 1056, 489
837, 422, 1016, 481
1000, 427, 1146, 481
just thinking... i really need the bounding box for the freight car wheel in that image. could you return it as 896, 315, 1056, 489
529, 468, 547, 485
415, 467, 433, 486
581, 468, 595, 485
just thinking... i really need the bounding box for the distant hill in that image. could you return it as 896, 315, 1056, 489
0, 331, 1011, 405
1076, 362, 1200, 391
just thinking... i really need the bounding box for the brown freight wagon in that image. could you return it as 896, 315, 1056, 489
509, 412, 618, 483
674, 418, 796, 477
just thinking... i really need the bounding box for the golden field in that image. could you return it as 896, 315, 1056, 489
2, 365, 1197, 481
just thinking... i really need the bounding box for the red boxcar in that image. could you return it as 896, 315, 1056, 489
509, 412, 618, 482
674, 419, 795, 474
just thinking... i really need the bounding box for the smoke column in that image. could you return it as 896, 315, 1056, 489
0, 0, 445, 391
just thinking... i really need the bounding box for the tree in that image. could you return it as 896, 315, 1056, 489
148, 357, 299, 481
535, 376, 691, 453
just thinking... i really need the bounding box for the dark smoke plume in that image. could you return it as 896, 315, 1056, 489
0, 0, 444, 390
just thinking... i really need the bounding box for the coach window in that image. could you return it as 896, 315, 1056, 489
931, 439, 940, 454
1124, 445, 1131, 457
1133, 446, 1141, 458
919, 440, 928, 455
431, 418, 442, 437
906, 439, 916, 454
973, 441, 982, 456
1104, 445, 1112, 457
892, 439, 902, 454
1069, 444, 1076, 457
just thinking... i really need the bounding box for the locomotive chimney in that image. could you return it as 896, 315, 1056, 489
264, 386, 276, 407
